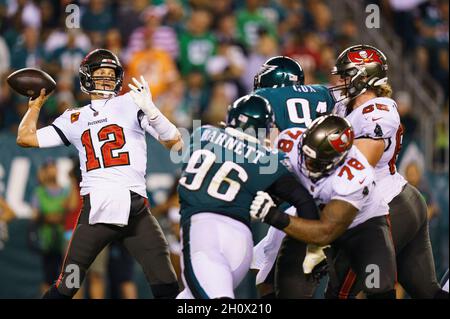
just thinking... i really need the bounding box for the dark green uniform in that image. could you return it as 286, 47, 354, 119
255, 84, 335, 131
178, 125, 291, 228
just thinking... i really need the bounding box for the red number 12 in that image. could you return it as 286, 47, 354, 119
81, 124, 130, 171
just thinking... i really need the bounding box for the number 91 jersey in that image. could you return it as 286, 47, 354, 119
277, 127, 389, 229
178, 125, 291, 228
47, 93, 148, 198
255, 84, 335, 131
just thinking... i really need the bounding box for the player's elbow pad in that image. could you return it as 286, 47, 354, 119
148, 113, 178, 141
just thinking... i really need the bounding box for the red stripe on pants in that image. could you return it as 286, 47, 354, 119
339, 269, 357, 299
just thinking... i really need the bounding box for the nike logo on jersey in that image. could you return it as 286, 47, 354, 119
372, 117, 383, 121
359, 178, 366, 184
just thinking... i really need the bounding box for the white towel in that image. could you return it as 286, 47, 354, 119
88, 187, 131, 226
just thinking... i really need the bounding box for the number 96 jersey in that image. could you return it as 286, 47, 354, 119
36, 93, 150, 198
277, 127, 389, 229
178, 125, 292, 228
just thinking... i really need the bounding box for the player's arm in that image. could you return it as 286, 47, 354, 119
282, 199, 357, 245
16, 89, 48, 147
129, 76, 184, 151
158, 131, 183, 151
266, 174, 319, 220
353, 138, 384, 167
251, 193, 357, 246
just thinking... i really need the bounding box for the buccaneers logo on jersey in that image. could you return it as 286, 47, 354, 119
71, 112, 80, 123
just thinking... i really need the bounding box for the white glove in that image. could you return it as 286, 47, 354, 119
128, 76, 160, 120
303, 244, 329, 274
250, 191, 276, 221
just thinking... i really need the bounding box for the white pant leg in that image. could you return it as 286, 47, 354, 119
176, 288, 193, 299
443, 279, 449, 293
179, 213, 253, 299
251, 206, 297, 285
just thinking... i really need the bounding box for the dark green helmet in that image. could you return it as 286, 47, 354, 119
253, 56, 305, 90
226, 94, 274, 134
299, 115, 354, 180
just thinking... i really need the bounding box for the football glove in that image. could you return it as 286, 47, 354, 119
128, 76, 160, 120
250, 191, 290, 230
303, 244, 329, 274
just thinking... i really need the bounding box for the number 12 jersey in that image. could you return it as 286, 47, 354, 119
36, 93, 155, 198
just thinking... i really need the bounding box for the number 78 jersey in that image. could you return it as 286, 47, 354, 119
277, 127, 389, 229
255, 84, 335, 131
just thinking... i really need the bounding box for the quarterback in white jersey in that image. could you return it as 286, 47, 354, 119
16, 49, 180, 299
251, 115, 397, 298
36, 91, 168, 200
327, 44, 446, 299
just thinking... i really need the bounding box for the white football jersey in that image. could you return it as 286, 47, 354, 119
346, 97, 407, 203
36, 93, 159, 198
277, 127, 389, 229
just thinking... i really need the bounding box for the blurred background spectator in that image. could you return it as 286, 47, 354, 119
0, 196, 15, 252
108, 241, 138, 299
31, 159, 70, 294
405, 161, 440, 220
0, 196, 15, 224
178, 9, 217, 76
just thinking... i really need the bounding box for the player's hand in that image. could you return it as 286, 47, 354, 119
250, 191, 275, 221
128, 76, 160, 120
251, 191, 291, 230
29, 89, 49, 110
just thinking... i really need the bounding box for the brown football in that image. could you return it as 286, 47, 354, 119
6, 68, 56, 99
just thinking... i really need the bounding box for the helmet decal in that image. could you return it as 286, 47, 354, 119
329, 127, 354, 153
238, 114, 249, 123
347, 49, 383, 65
257, 64, 278, 84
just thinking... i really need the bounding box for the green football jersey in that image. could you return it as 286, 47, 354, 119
178, 125, 291, 228
255, 84, 335, 131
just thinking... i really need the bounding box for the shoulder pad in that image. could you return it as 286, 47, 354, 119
348, 97, 400, 139
331, 149, 375, 197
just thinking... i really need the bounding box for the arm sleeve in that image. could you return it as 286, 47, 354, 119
36, 110, 73, 147
137, 110, 159, 140
266, 174, 320, 220
137, 109, 178, 141
36, 126, 67, 148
